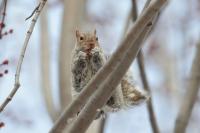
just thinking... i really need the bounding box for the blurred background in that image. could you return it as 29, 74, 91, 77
0, 0, 200, 132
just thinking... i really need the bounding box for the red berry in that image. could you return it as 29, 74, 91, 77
0, 122, 5, 128
2, 60, 9, 65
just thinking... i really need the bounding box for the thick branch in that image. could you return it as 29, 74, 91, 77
66, 1, 167, 133
39, 3, 58, 121
174, 42, 200, 133
0, 0, 47, 113
50, 0, 167, 132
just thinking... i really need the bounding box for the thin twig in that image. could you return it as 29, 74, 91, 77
131, 0, 160, 133
49, 0, 167, 132
137, 51, 160, 133
25, 3, 40, 21
0, 0, 7, 39
174, 41, 200, 132
0, 0, 47, 113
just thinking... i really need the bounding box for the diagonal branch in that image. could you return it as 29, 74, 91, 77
66, 1, 167, 133
0, 0, 47, 113
49, 0, 167, 132
174, 41, 200, 133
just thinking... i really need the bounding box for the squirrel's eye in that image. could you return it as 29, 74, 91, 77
80, 36, 84, 40
96, 37, 98, 41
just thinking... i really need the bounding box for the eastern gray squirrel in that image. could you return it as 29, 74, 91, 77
71, 29, 149, 119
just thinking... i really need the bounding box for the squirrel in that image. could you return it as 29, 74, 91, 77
71, 29, 149, 119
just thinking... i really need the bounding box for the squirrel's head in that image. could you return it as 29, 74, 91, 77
75, 29, 99, 52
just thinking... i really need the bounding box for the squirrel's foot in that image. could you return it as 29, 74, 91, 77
124, 88, 150, 106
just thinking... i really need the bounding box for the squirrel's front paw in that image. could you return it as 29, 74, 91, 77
78, 51, 87, 59
90, 52, 103, 71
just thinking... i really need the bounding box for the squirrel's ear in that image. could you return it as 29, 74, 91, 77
75, 30, 80, 38
94, 29, 97, 35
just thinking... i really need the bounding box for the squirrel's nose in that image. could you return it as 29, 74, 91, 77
89, 43, 95, 48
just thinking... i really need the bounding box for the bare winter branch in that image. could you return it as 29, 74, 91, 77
0, 0, 7, 39
174, 41, 200, 133
137, 51, 160, 133
0, 0, 47, 113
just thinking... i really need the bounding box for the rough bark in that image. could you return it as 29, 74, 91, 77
174, 42, 200, 133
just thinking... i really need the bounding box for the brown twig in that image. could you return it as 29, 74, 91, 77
137, 51, 160, 133
0, 0, 7, 39
174, 41, 200, 132
25, 3, 40, 21
0, 0, 47, 113
49, 0, 166, 132
131, 0, 160, 133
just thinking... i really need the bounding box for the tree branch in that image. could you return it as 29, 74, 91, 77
0, 0, 7, 39
66, 1, 167, 133
174, 41, 200, 132
137, 51, 160, 133
0, 0, 47, 113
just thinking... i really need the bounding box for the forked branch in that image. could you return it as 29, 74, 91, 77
0, 0, 47, 113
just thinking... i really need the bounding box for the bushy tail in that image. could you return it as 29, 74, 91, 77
121, 72, 150, 107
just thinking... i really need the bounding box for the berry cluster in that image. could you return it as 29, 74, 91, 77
0, 22, 13, 39
0, 59, 9, 78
